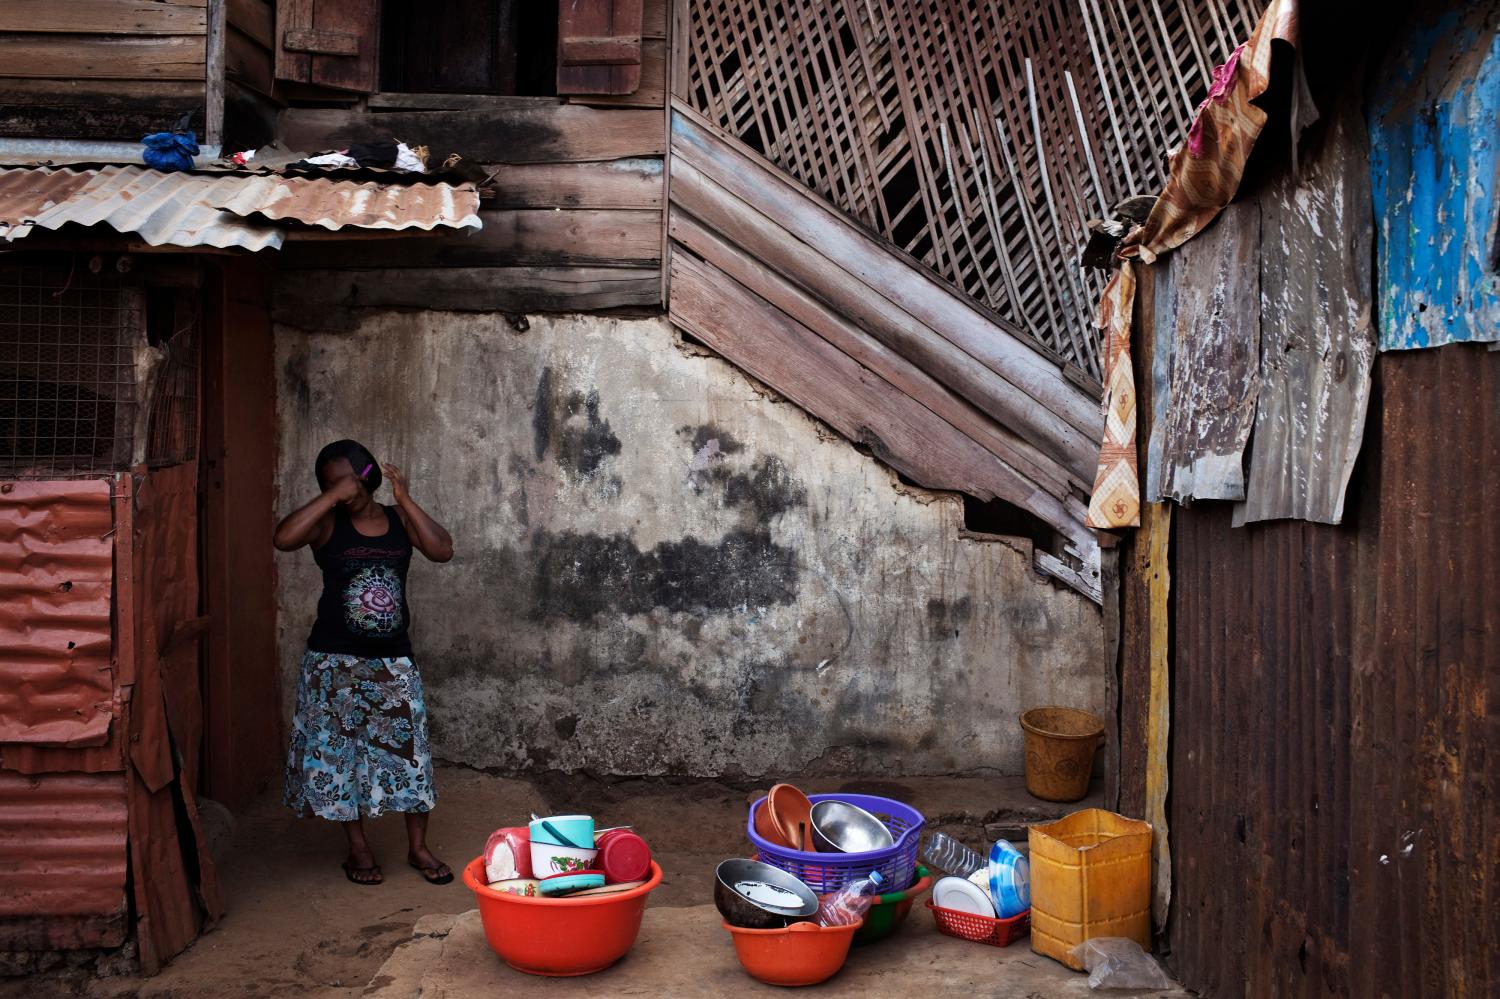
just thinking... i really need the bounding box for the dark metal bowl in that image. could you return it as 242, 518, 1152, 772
713, 858, 819, 929
810, 800, 895, 853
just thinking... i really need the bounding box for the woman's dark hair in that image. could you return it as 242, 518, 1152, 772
315, 439, 381, 494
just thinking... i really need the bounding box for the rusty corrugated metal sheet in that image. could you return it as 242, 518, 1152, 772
0, 479, 115, 746
0, 167, 480, 251
1167, 342, 1500, 997
214, 174, 482, 231
0, 770, 129, 950
0, 167, 282, 250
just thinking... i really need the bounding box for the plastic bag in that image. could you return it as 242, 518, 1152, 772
141, 131, 199, 172
1068, 938, 1174, 990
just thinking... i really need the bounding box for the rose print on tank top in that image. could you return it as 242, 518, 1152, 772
344, 564, 405, 636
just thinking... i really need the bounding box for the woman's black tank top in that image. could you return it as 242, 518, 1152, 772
307, 505, 414, 658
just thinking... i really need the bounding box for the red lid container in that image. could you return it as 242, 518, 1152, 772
596, 830, 652, 884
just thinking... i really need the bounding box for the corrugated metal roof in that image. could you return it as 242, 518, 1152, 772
214, 173, 482, 231
0, 166, 481, 251
0, 479, 115, 747
0, 771, 129, 950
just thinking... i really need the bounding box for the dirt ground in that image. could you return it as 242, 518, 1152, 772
3, 765, 1157, 998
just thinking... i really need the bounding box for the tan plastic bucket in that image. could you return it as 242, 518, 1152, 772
1020, 706, 1104, 802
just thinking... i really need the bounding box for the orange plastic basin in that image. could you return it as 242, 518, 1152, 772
723, 919, 861, 987
463, 857, 663, 976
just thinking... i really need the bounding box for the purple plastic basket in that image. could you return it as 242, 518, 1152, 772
747, 793, 925, 894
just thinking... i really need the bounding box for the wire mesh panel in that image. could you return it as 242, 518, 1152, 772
0, 263, 139, 478
684, 0, 1265, 379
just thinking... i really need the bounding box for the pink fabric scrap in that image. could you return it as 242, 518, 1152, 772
1186, 43, 1248, 158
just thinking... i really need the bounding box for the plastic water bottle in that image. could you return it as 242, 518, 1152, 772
816, 870, 886, 926
921, 832, 985, 878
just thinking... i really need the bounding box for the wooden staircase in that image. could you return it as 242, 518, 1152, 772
666, 103, 1104, 601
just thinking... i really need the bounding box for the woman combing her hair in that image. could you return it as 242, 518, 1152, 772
274, 440, 455, 886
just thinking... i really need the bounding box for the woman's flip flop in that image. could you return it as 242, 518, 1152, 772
342, 860, 383, 886
409, 859, 454, 885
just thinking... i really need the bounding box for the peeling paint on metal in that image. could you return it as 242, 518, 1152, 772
1145, 199, 1261, 503
1370, 8, 1500, 350
1237, 99, 1376, 526
0, 479, 115, 747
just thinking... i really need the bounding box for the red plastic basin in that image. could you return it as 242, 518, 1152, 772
723, 919, 861, 987
463, 857, 663, 976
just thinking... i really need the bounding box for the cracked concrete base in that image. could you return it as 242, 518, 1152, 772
363, 906, 1188, 999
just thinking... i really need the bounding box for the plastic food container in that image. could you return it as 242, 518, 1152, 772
462, 857, 662, 976
596, 829, 652, 884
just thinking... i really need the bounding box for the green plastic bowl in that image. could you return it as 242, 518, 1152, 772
852, 865, 933, 945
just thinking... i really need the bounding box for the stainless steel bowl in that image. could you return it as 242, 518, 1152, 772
810, 800, 895, 853
713, 858, 819, 928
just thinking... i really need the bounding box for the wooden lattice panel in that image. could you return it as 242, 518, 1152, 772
683, 0, 1264, 379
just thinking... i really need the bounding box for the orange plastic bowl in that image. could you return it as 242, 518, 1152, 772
463, 857, 663, 976
722, 919, 861, 987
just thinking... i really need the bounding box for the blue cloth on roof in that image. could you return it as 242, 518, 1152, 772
141, 130, 199, 173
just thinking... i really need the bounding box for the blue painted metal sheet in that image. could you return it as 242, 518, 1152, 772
1369, 9, 1500, 351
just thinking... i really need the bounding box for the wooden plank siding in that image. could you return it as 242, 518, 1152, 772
279, 104, 666, 163
277, 209, 662, 269
0, 0, 209, 141
272, 266, 661, 322
665, 104, 1104, 600
225, 0, 274, 96
481, 159, 663, 209
0, 34, 205, 80
271, 95, 666, 314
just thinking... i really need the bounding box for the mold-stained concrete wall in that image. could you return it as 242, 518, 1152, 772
273, 312, 1104, 777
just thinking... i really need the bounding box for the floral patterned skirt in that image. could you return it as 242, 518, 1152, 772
284, 650, 437, 821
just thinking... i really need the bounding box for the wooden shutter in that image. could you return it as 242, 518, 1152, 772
275, 0, 377, 93
557, 0, 643, 95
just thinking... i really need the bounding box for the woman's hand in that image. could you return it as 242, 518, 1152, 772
382, 462, 453, 562
329, 475, 361, 503
382, 463, 409, 503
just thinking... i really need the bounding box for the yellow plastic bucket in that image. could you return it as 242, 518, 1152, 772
1028, 808, 1152, 970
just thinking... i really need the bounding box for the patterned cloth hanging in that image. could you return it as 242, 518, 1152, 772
1086, 262, 1140, 529
1121, 0, 1299, 263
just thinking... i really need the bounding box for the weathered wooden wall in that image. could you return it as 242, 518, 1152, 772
681, 0, 1266, 380
272, 0, 669, 316
225, 0, 273, 98
666, 103, 1106, 601
0, 0, 212, 143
